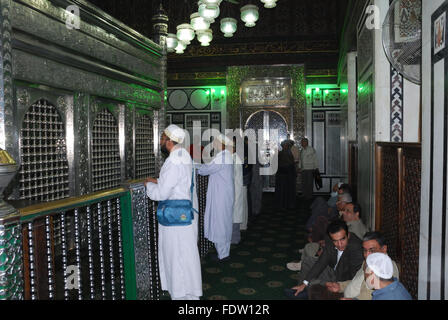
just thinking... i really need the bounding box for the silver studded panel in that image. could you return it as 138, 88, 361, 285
26, 198, 126, 300
19, 99, 70, 202
135, 114, 155, 179
91, 109, 121, 192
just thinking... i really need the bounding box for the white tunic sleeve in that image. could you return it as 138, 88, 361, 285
146, 159, 181, 201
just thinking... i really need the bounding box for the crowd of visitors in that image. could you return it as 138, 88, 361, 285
144, 126, 412, 301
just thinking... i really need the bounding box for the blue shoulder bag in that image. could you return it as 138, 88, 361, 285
157, 168, 198, 227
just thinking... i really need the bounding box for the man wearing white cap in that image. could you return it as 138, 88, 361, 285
197, 133, 234, 261
365, 252, 412, 300
145, 124, 202, 300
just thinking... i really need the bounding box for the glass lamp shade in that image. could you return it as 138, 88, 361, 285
175, 40, 187, 54
220, 17, 237, 37
260, 0, 277, 8
176, 23, 195, 45
198, 2, 220, 23
201, 0, 222, 5
166, 33, 178, 53
190, 12, 210, 31
240, 4, 259, 27
197, 29, 213, 46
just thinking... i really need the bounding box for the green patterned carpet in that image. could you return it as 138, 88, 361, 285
198, 193, 309, 300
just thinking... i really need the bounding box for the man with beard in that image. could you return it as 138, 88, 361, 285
145, 124, 202, 300
365, 253, 411, 300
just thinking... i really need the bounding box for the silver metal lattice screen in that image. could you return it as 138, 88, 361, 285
135, 114, 155, 179
23, 199, 126, 300
19, 99, 70, 202
91, 109, 121, 192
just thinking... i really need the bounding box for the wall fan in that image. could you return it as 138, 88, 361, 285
382, 0, 422, 84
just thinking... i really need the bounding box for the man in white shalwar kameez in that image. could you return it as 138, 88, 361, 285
197, 134, 234, 261
231, 142, 247, 244
145, 125, 202, 300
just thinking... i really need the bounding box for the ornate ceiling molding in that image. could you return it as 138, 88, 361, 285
168, 39, 339, 58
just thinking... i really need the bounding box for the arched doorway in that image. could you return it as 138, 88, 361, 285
245, 110, 289, 191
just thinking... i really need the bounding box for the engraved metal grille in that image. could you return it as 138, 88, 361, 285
135, 114, 155, 179
19, 99, 70, 202
91, 109, 121, 192
401, 151, 421, 300
22, 199, 126, 300
146, 199, 160, 299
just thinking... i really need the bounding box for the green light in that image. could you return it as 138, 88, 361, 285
221, 89, 225, 96
324, 90, 329, 94
211, 88, 216, 94
342, 89, 347, 93
206, 90, 210, 95
315, 88, 320, 93
306, 89, 312, 95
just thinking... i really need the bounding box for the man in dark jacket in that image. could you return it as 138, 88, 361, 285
285, 220, 363, 299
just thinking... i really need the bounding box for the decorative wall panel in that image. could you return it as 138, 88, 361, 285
401, 149, 421, 299
167, 89, 211, 111
135, 111, 156, 179
391, 68, 404, 142
227, 65, 306, 146
376, 143, 421, 300
19, 99, 70, 202
90, 108, 121, 192
379, 146, 400, 261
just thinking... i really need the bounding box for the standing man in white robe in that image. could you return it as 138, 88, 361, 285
231, 140, 247, 244
197, 134, 234, 261
145, 124, 202, 300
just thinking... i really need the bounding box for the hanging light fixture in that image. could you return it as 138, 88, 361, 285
220, 17, 237, 37
201, 0, 222, 5
166, 0, 280, 54
175, 40, 187, 54
176, 23, 195, 44
198, 0, 220, 24
240, 4, 259, 27
190, 12, 210, 31
166, 33, 178, 53
260, 0, 277, 8
197, 28, 213, 46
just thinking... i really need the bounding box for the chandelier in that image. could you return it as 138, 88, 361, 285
166, 0, 279, 54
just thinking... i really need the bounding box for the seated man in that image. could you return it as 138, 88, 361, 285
285, 220, 363, 299
325, 231, 399, 300
327, 182, 343, 208
341, 203, 368, 240
365, 252, 412, 300
286, 193, 351, 272
306, 183, 345, 233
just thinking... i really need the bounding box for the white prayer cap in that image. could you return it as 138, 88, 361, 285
366, 252, 394, 279
216, 134, 233, 147
164, 124, 185, 144
338, 182, 344, 188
